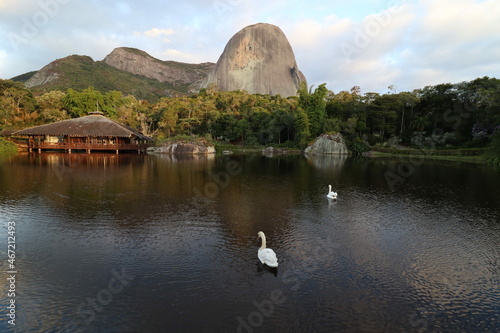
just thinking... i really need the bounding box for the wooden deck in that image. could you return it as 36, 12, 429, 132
27, 141, 150, 153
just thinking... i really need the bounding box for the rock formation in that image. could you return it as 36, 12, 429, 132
103, 47, 214, 88
262, 146, 290, 157
304, 133, 350, 155
19, 24, 305, 98
200, 23, 306, 97
147, 140, 215, 155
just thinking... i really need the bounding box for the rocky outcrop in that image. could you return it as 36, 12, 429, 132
304, 133, 350, 155
262, 146, 289, 156
24, 69, 60, 88
200, 23, 306, 97
24, 55, 93, 88
103, 47, 214, 86
147, 140, 215, 155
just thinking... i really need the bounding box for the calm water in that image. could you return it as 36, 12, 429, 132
0, 152, 499, 333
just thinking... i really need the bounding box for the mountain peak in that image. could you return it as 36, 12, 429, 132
103, 47, 214, 88
24, 54, 95, 88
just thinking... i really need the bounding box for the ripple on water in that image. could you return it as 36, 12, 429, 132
1, 155, 499, 332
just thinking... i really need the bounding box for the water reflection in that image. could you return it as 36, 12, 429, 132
256, 262, 278, 277
304, 153, 347, 169
327, 197, 338, 207
0, 153, 498, 332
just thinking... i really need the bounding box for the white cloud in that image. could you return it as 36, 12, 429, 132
396, 0, 500, 89
160, 48, 205, 64
0, 1, 37, 14
282, 2, 417, 93
420, 0, 500, 42
287, 16, 352, 49
134, 28, 176, 43
0, 50, 6, 75
296, 0, 500, 93
142, 28, 175, 38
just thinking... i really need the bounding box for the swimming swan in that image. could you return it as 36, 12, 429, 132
257, 231, 278, 267
327, 185, 338, 200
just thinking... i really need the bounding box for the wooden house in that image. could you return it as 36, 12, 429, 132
14, 112, 153, 154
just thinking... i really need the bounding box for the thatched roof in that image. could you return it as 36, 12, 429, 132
14, 114, 153, 141
0, 129, 17, 136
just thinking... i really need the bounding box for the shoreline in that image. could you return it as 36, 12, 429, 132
369, 149, 486, 165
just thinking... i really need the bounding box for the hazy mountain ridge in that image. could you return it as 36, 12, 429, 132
12, 23, 306, 99
15, 48, 215, 101
14, 55, 179, 102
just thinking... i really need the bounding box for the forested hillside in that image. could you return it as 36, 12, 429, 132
1, 77, 499, 164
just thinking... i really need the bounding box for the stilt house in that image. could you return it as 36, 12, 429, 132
14, 112, 152, 154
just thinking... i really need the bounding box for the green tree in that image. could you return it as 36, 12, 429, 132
484, 131, 500, 167
102, 90, 125, 119
62, 87, 104, 118
234, 119, 250, 143
298, 82, 328, 138
36, 91, 69, 122
0, 79, 37, 127
116, 95, 139, 128
411, 115, 431, 131
293, 107, 311, 147
366, 94, 399, 139
212, 114, 238, 141
415, 83, 455, 133
396, 91, 420, 138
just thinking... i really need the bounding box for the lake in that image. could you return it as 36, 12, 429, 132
0, 152, 499, 332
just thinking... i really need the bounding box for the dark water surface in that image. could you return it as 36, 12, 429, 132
0, 152, 499, 332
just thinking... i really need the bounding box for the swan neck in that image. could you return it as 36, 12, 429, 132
260, 234, 267, 249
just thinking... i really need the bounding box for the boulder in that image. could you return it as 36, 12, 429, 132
262, 146, 288, 156
304, 133, 350, 155
147, 141, 215, 155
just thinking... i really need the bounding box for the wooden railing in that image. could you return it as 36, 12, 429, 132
28, 142, 150, 151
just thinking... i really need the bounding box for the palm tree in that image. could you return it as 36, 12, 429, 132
411, 115, 431, 131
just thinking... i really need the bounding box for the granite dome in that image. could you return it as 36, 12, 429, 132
201, 23, 307, 96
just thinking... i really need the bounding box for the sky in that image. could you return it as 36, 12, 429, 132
0, 0, 499, 94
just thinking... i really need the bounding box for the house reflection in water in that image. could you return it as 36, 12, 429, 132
14, 111, 152, 154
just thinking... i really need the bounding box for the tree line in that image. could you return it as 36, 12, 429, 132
1, 77, 499, 156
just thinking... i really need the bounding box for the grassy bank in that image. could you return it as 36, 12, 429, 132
371, 147, 486, 164
213, 142, 303, 154
214, 143, 263, 153
153, 137, 303, 154
0, 137, 18, 153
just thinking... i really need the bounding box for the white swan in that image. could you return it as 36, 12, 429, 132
327, 185, 338, 200
257, 231, 278, 267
